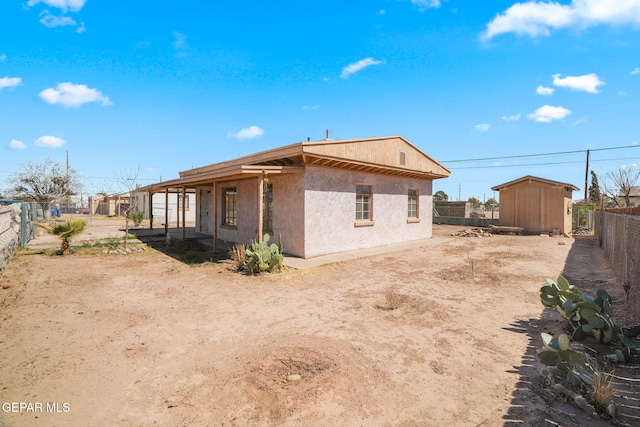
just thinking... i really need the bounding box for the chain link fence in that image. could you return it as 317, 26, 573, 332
596, 210, 640, 319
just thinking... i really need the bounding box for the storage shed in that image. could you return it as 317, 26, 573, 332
137, 135, 450, 258
491, 175, 579, 235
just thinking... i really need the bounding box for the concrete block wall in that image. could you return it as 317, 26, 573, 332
0, 204, 21, 271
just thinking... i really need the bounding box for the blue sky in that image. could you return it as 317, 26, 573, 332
2, 0, 640, 201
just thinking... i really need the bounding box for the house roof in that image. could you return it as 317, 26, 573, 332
626, 186, 640, 197
491, 175, 579, 192
138, 135, 450, 193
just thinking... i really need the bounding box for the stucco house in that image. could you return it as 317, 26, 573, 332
491, 175, 579, 235
138, 135, 450, 258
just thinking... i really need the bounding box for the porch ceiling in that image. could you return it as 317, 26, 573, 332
301, 154, 448, 179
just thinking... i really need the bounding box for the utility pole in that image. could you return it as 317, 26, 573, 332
584, 149, 590, 201
66, 150, 70, 212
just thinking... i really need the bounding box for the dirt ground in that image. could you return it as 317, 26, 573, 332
0, 223, 635, 426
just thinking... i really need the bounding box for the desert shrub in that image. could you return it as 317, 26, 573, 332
37, 219, 85, 254
230, 243, 247, 272
130, 211, 144, 226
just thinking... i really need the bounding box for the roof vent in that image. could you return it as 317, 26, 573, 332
400, 152, 406, 165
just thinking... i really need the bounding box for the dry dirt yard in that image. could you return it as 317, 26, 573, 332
0, 225, 629, 426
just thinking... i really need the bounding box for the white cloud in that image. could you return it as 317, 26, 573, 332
173, 32, 188, 49
40, 14, 76, 28
76, 22, 86, 33
27, 0, 87, 12
340, 58, 383, 79
0, 54, 6, 63
527, 105, 572, 122
502, 113, 521, 121
40, 82, 112, 107
9, 139, 26, 150
0, 77, 22, 90
379, 9, 386, 15
552, 73, 604, 93
302, 105, 320, 110
619, 90, 627, 96
34, 135, 67, 148
228, 125, 264, 140
410, 0, 441, 11
475, 123, 490, 132
632, 68, 640, 75
482, 0, 640, 41
536, 85, 555, 95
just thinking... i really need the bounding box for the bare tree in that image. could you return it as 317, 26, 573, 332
607, 165, 640, 207
7, 157, 81, 220
105, 165, 140, 251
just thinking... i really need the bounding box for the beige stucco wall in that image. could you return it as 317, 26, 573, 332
303, 166, 434, 258
269, 174, 305, 258
206, 174, 306, 257
215, 178, 260, 245
498, 181, 573, 234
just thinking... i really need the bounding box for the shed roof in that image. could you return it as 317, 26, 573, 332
139, 135, 450, 193
491, 175, 579, 192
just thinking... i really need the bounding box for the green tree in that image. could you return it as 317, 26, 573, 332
434, 190, 449, 202
588, 171, 602, 205
467, 197, 482, 208
484, 197, 499, 208
7, 157, 81, 220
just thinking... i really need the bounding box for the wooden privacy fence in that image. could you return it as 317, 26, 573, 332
603, 206, 640, 216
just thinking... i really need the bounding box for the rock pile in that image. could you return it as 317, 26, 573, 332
451, 228, 493, 237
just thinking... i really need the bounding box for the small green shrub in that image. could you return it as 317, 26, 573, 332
130, 211, 144, 226
37, 219, 85, 254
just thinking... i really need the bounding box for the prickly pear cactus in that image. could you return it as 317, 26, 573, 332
241, 234, 284, 275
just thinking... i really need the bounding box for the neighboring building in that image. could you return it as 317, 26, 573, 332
138, 135, 450, 258
491, 175, 579, 235
132, 191, 196, 225
89, 193, 133, 216
623, 186, 640, 207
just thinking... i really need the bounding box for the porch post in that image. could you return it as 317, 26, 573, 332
148, 192, 153, 229
257, 175, 264, 242
176, 188, 180, 229
182, 187, 186, 240
213, 181, 217, 251
164, 189, 169, 237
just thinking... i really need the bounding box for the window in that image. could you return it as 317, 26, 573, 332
177, 194, 190, 210
223, 187, 237, 227
408, 189, 419, 219
356, 185, 372, 221
263, 183, 273, 232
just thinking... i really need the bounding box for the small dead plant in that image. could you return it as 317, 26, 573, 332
230, 243, 247, 272
592, 370, 615, 409
376, 285, 408, 311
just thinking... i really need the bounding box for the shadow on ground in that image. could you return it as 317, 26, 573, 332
132, 230, 231, 265
502, 236, 640, 426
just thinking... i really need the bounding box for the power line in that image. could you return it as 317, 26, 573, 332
448, 155, 640, 170
441, 144, 640, 163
